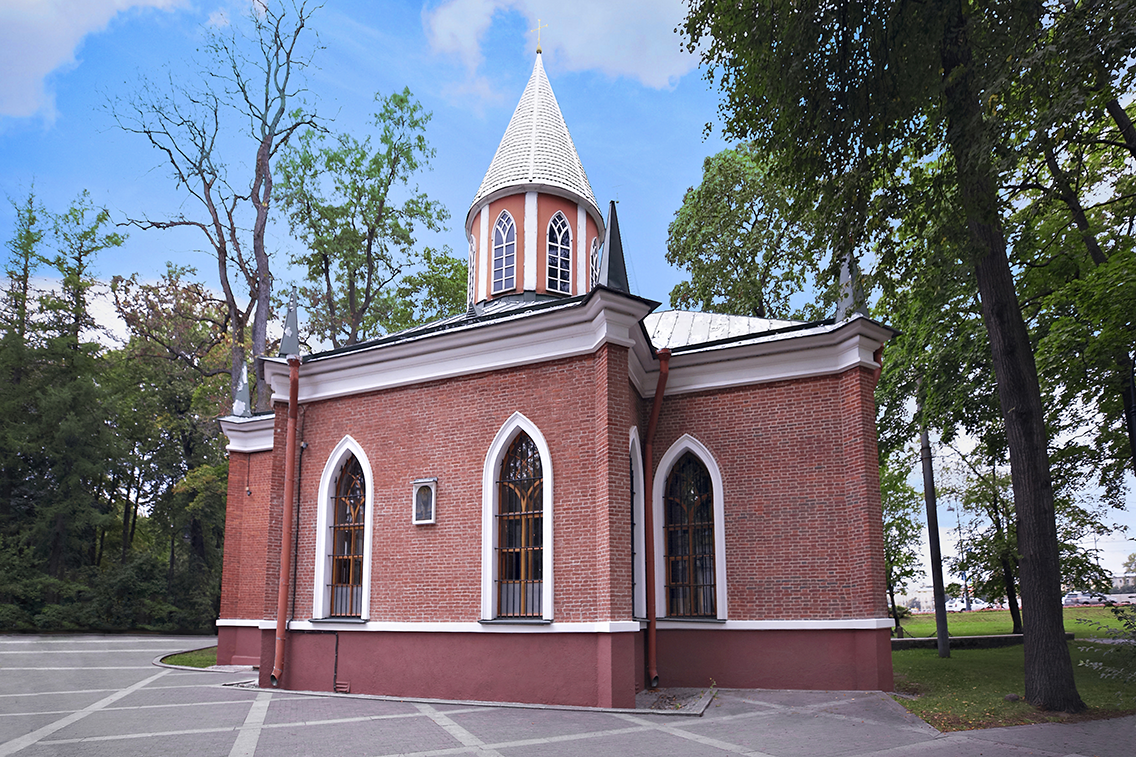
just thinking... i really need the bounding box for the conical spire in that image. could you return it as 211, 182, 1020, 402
279, 286, 300, 357
835, 252, 868, 321
467, 53, 601, 227
598, 201, 630, 294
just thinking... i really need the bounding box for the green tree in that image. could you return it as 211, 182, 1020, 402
681, 0, 1136, 711
666, 144, 824, 319
277, 89, 449, 347
880, 455, 925, 636
1124, 553, 1136, 575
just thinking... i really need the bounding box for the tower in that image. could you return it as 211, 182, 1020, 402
466, 52, 605, 305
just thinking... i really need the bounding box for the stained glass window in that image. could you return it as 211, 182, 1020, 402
663, 452, 716, 617
496, 432, 543, 617
330, 455, 365, 617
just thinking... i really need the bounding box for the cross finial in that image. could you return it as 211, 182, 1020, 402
531, 19, 548, 53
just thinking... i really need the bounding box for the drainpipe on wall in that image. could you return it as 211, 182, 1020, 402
271, 354, 301, 687
642, 348, 670, 689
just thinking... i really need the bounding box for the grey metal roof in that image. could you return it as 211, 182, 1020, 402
644, 311, 808, 351
468, 53, 600, 223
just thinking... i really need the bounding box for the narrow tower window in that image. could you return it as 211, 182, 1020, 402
547, 212, 571, 293
663, 452, 716, 617
330, 455, 366, 617
493, 212, 516, 293
496, 432, 543, 617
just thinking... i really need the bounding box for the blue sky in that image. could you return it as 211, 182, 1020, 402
0, 0, 728, 309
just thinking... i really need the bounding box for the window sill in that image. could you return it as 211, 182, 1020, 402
308, 617, 367, 624
478, 618, 552, 626
659, 617, 726, 624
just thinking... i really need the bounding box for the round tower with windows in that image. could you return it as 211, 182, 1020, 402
466, 52, 605, 305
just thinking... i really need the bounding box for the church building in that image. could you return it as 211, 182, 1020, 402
216, 52, 896, 708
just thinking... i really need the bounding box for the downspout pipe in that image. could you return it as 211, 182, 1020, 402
642, 348, 670, 689
271, 355, 301, 686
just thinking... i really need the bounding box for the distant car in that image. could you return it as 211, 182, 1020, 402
945, 598, 988, 611
1063, 592, 1102, 605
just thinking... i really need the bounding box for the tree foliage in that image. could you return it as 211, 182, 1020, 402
682, 0, 1136, 711
0, 191, 227, 633
277, 89, 450, 347
880, 455, 925, 635
666, 144, 824, 319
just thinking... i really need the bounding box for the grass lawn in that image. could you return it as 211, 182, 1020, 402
892, 642, 1136, 731
161, 646, 218, 668
898, 606, 1126, 639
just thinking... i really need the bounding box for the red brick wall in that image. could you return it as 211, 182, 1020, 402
269, 343, 635, 625
651, 365, 888, 621
220, 447, 275, 620
224, 350, 888, 629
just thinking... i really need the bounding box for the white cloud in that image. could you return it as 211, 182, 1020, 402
0, 0, 182, 120
423, 0, 698, 89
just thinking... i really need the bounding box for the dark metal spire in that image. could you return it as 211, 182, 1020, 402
598, 201, 630, 294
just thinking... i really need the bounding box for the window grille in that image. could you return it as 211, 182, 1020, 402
330, 455, 365, 617
496, 432, 543, 617
547, 212, 571, 293
663, 452, 716, 617
493, 212, 516, 293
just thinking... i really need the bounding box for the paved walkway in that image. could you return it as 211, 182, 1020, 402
1, 634, 1132, 756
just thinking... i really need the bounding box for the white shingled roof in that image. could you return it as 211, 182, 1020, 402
644, 311, 808, 350
468, 53, 601, 225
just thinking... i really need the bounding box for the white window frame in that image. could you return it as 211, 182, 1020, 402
547, 211, 572, 294
651, 434, 727, 620
412, 478, 437, 525
481, 411, 554, 620
313, 436, 374, 620
492, 211, 517, 293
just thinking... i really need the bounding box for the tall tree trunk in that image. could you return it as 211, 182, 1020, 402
939, 3, 1084, 712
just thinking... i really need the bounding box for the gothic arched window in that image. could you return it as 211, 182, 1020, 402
493, 211, 516, 293
496, 432, 543, 617
547, 212, 571, 293
330, 455, 365, 617
663, 452, 716, 617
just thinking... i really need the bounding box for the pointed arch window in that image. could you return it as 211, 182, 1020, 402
496, 432, 543, 617
330, 455, 366, 617
493, 212, 516, 293
547, 212, 571, 293
664, 452, 716, 618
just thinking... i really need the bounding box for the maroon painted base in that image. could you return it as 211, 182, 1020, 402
247, 625, 892, 706
217, 625, 262, 667
656, 627, 894, 691
259, 629, 639, 708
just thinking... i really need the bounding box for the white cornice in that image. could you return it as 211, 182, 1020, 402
218, 414, 275, 453
263, 291, 655, 405
635, 317, 894, 398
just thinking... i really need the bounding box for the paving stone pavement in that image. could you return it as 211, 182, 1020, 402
1, 634, 1132, 756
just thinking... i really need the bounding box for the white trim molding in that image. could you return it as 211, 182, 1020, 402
481, 412, 554, 621
652, 434, 728, 620
219, 414, 275, 453
215, 618, 264, 627
477, 206, 489, 302
264, 289, 655, 405
275, 619, 642, 634
523, 191, 537, 290
629, 426, 646, 619
656, 618, 895, 631
575, 203, 587, 295
312, 436, 375, 620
